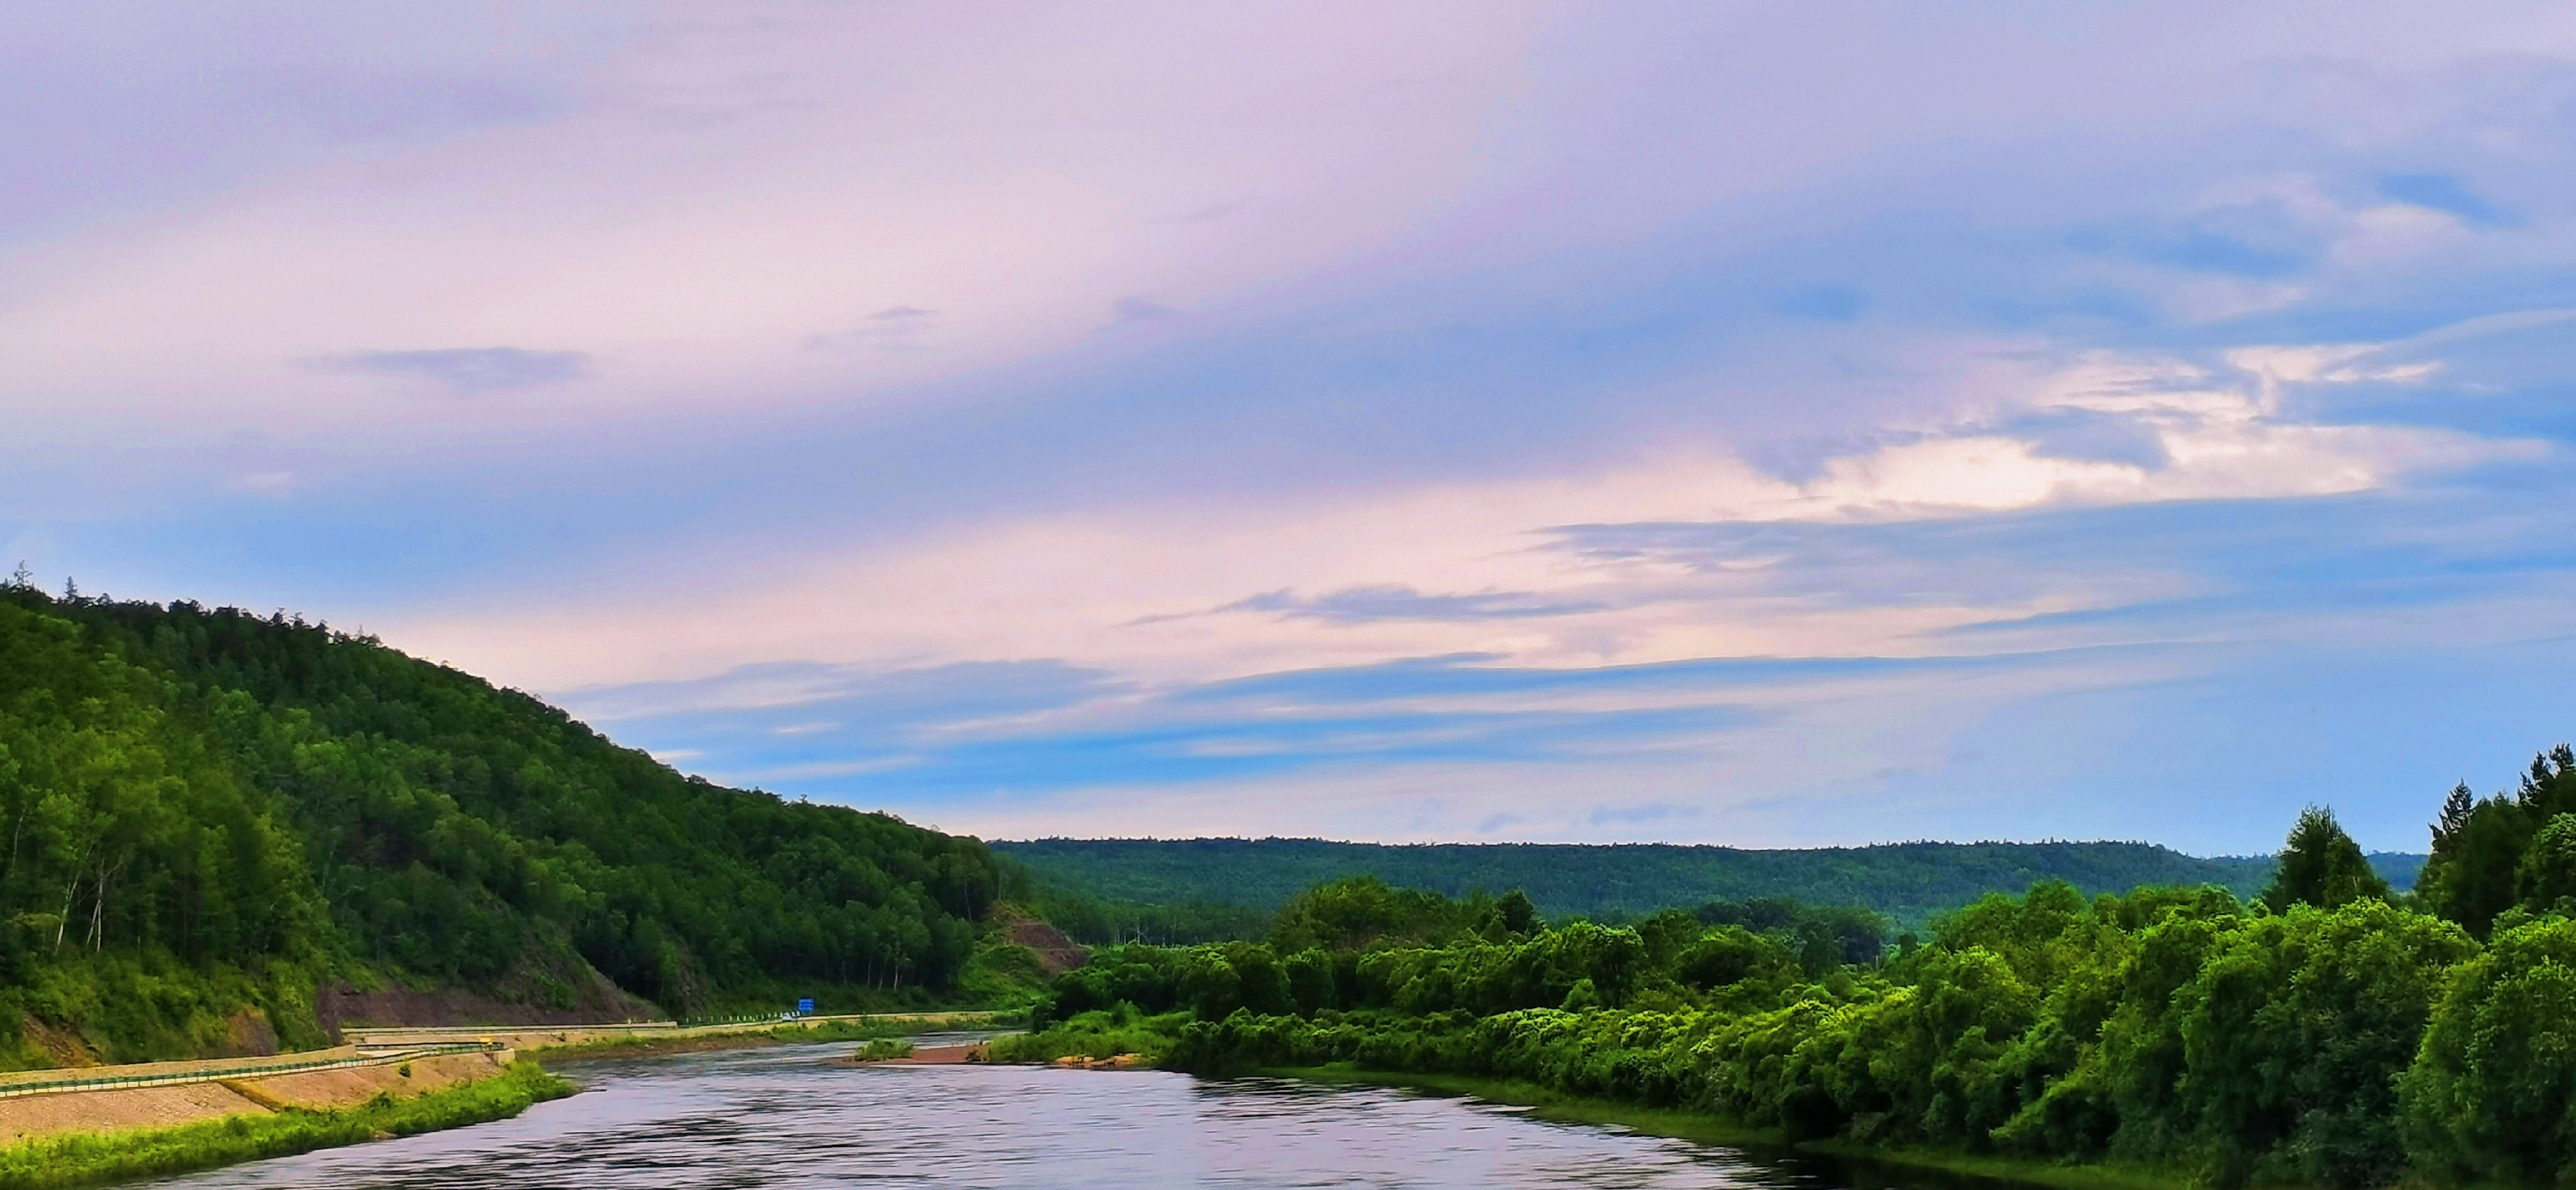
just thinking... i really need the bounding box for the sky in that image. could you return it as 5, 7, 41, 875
7, 2, 2576, 853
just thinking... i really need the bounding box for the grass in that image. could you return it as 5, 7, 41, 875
982, 1009, 1184, 1064
853, 1038, 914, 1061
1257, 1064, 2191, 1190
0, 1059, 574, 1189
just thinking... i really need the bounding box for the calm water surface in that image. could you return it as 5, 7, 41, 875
148, 1040, 2013, 1189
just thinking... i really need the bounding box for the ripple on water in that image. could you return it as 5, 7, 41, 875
141, 1043, 1909, 1189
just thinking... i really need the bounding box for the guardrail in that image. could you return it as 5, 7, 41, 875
343, 1020, 676, 1046
343, 1012, 984, 1043
0, 1042, 502, 1101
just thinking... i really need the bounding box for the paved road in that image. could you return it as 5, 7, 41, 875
341, 1011, 997, 1054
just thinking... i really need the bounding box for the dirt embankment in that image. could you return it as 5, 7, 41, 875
15, 1017, 99, 1069
0, 1051, 511, 1145
1001, 914, 1090, 976
233, 1050, 509, 1111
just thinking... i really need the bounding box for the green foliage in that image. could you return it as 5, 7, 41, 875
995, 837, 2424, 928
1023, 868, 2523, 1189
2419, 746, 2576, 937
0, 588, 1026, 1060
956, 939, 1053, 1007
2148, 902, 2463, 1186
1001, 759, 2576, 1189
1699, 896, 1887, 969
0, 1059, 572, 1189
2515, 813, 2576, 913
1267, 876, 1492, 952
2400, 916, 2576, 1188
1006, 886, 1271, 947
853, 1037, 914, 1060
0, 951, 328, 1067
985, 1004, 1188, 1064
2260, 806, 2390, 912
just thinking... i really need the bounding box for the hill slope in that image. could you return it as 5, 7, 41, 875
0, 587, 1020, 1066
996, 837, 2425, 927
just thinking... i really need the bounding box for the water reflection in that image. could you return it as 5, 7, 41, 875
145, 1042, 2014, 1189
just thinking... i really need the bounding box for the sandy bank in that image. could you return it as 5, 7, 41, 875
880, 1043, 988, 1065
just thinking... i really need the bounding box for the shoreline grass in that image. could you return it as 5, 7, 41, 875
0, 1059, 574, 1190
852, 1038, 915, 1062
1258, 1064, 2190, 1190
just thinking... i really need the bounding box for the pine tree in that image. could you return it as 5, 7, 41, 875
2434, 782, 2474, 849
2262, 806, 2390, 912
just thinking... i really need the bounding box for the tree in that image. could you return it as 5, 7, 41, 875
2261, 807, 2389, 913
2521, 745, 2576, 815
2425, 798, 2528, 937
2433, 782, 2473, 849
1497, 889, 1540, 936
2516, 813, 2576, 913
2161, 901, 2471, 1187
2399, 916, 2576, 1187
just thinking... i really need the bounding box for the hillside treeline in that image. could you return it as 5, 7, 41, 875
1022, 876, 1884, 1030
996, 836, 2423, 929
1004, 765, 2576, 1189
0, 587, 1022, 1065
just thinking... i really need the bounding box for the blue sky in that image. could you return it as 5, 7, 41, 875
6, 3, 2575, 852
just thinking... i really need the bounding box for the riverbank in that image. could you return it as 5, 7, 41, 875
1262, 1065, 2187, 1190
0, 1059, 570, 1189
533, 1013, 999, 1062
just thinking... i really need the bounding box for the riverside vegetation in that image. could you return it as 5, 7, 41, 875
998, 759, 2576, 1189
0, 584, 1050, 1068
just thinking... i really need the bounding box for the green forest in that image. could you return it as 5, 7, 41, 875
1001, 767, 2576, 1189
997, 837, 2424, 933
0, 586, 1032, 1067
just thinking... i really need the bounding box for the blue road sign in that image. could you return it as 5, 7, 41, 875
797, 998, 814, 1013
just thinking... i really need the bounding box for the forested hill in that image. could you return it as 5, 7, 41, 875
996, 837, 2424, 926
0, 587, 1021, 1067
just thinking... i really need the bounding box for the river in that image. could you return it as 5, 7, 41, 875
147, 1038, 2016, 1189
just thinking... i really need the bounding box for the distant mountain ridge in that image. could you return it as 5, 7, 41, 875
995, 837, 2428, 927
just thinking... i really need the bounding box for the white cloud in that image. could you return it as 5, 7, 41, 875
389, 340, 2535, 699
